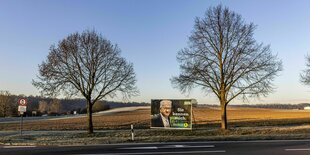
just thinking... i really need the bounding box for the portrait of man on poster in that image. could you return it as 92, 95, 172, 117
151, 99, 172, 127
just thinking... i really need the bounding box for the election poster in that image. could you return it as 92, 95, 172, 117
150, 99, 192, 129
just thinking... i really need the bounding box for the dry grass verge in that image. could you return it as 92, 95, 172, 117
1, 126, 310, 146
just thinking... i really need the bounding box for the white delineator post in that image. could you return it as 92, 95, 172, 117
131, 124, 134, 141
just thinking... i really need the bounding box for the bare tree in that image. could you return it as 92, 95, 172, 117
300, 55, 310, 85
171, 5, 282, 129
38, 100, 48, 114
33, 30, 138, 133
0, 91, 13, 117
49, 98, 61, 115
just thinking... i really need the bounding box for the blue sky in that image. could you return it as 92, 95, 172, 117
1, 0, 310, 104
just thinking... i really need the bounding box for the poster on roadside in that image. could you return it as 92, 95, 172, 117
150, 99, 192, 129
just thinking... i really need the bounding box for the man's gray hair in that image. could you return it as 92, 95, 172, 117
160, 100, 172, 108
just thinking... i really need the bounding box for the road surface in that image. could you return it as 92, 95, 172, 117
0, 140, 309, 155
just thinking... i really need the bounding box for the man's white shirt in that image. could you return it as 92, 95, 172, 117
160, 113, 170, 127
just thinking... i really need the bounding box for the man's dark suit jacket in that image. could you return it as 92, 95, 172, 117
151, 114, 170, 127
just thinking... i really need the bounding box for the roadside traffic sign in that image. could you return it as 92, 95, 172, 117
18, 98, 27, 106
18, 106, 27, 112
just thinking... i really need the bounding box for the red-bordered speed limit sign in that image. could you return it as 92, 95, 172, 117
18, 98, 27, 106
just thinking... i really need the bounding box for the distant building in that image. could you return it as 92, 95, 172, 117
304, 107, 310, 110
32, 111, 37, 116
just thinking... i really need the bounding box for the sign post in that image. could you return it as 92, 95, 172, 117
20, 112, 23, 136
18, 99, 27, 136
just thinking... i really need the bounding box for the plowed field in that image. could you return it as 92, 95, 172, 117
1, 107, 310, 130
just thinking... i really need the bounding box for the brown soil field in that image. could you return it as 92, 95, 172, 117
194, 107, 310, 123
1, 107, 310, 131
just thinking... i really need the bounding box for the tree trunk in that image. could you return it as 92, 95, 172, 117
87, 100, 93, 134
3, 107, 6, 118
220, 99, 227, 130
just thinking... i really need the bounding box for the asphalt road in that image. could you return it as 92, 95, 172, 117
0, 140, 309, 155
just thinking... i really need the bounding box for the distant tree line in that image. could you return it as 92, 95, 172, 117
0, 91, 149, 117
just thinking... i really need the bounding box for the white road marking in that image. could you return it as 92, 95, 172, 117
285, 148, 310, 151
119, 146, 158, 149
118, 145, 215, 149
211, 139, 310, 144
77, 150, 226, 155
174, 145, 184, 148
2, 146, 37, 148
161, 145, 215, 149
